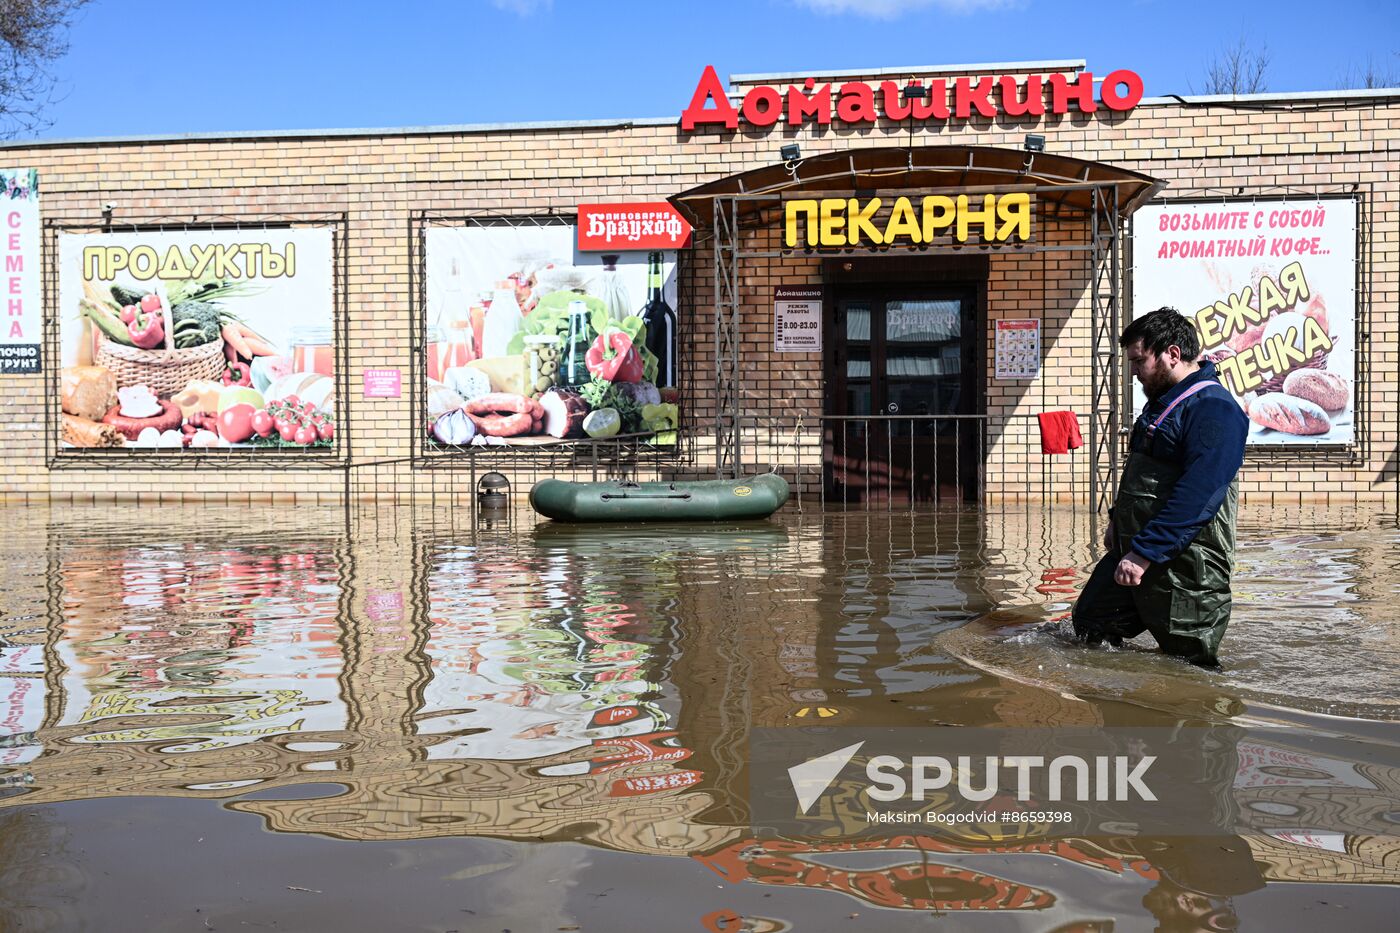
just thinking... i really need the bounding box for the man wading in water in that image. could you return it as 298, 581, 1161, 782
1073, 307, 1249, 667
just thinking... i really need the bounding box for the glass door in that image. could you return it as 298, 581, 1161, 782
828, 287, 979, 503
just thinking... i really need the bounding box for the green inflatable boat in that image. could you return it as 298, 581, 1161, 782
529, 474, 790, 523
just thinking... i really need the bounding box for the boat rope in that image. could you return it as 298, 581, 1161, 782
769, 413, 803, 476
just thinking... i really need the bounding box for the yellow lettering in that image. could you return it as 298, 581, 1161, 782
213, 245, 241, 279
239, 243, 262, 275
995, 192, 1031, 241
1302, 316, 1331, 357
158, 245, 191, 279
189, 244, 217, 279
1279, 260, 1310, 308
819, 198, 847, 246
847, 198, 883, 245
1194, 304, 1223, 348
82, 246, 107, 280
955, 194, 997, 243
921, 196, 955, 240
128, 245, 159, 280
883, 197, 921, 243
1257, 274, 1287, 317
785, 200, 817, 248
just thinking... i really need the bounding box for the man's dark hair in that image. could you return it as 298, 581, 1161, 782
1120, 307, 1200, 360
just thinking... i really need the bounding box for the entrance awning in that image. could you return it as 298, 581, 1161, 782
669, 145, 1163, 228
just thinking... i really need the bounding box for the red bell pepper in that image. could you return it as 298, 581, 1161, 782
586, 329, 644, 383
221, 360, 252, 387
127, 310, 164, 349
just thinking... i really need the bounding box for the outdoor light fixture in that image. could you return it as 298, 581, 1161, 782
780, 143, 802, 162
478, 472, 510, 510
1024, 134, 1046, 152
901, 83, 930, 101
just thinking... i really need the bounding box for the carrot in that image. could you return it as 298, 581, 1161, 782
234, 321, 272, 344
233, 322, 279, 356
221, 323, 252, 359
242, 335, 279, 357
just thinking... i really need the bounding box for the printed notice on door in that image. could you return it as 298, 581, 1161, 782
995, 319, 1040, 379
774, 286, 821, 352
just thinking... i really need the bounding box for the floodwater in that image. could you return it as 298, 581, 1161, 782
1, 502, 1397, 931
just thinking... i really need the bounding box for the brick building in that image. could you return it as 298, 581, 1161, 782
2, 59, 1396, 506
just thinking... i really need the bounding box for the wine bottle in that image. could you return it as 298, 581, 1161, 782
640, 251, 676, 389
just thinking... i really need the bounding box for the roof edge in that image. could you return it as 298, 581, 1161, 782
1142, 87, 1400, 105
0, 115, 679, 151
3, 86, 1397, 151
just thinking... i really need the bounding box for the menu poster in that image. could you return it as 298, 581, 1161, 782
995, 319, 1040, 379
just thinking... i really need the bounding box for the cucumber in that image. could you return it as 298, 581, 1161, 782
110, 285, 147, 307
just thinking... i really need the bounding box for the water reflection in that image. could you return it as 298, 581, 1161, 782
0, 504, 1396, 930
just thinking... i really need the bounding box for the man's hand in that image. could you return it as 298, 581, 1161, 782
1114, 551, 1150, 587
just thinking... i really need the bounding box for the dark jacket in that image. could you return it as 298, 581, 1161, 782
1125, 361, 1249, 564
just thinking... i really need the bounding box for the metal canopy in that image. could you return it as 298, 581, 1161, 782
675, 144, 1166, 522
669, 145, 1163, 228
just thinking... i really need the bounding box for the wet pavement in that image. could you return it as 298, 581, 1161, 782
1, 503, 1397, 931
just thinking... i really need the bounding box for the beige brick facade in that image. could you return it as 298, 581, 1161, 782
2, 63, 1396, 506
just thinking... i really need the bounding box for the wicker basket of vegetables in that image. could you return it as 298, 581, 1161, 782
79, 278, 253, 398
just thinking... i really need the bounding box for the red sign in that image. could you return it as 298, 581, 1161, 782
578, 202, 692, 251
681, 64, 1143, 131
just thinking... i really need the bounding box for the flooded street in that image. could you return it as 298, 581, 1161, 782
1, 503, 1397, 931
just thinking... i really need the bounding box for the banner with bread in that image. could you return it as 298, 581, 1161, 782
423, 223, 680, 449
1133, 198, 1357, 445
57, 229, 336, 452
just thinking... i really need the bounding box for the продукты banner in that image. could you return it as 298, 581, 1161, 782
57, 228, 335, 452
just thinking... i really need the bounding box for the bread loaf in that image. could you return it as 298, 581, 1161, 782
1248, 392, 1331, 436
60, 366, 117, 421
61, 413, 123, 448
1283, 369, 1348, 413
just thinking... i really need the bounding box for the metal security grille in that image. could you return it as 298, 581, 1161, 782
408, 211, 697, 476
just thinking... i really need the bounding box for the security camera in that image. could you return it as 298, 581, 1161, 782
102, 203, 115, 212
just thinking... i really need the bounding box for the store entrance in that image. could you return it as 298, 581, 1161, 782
825, 284, 982, 504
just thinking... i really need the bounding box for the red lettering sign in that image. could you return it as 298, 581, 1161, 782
681, 66, 1143, 131
578, 202, 693, 251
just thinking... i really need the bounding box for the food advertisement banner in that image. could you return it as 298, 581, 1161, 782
57, 229, 336, 452
425, 224, 679, 448
1133, 198, 1356, 445
0, 168, 40, 374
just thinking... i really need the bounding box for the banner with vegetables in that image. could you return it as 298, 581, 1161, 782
57, 229, 336, 452
424, 224, 679, 448
1133, 199, 1356, 445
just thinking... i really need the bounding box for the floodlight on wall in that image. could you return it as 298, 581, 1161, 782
1024, 134, 1046, 152
780, 143, 802, 162
901, 83, 931, 101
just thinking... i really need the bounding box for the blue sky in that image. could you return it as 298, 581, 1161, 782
28, 0, 1400, 140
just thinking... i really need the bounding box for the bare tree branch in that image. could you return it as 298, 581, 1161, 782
1194, 37, 1270, 96
1336, 52, 1400, 90
0, 0, 91, 139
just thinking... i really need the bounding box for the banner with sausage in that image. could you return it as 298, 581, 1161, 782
423, 223, 679, 448
56, 229, 336, 452
1132, 198, 1356, 445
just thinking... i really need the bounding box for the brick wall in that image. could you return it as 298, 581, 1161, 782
2, 67, 1395, 505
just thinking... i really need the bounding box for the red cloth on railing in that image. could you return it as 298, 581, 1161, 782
1037, 411, 1083, 455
